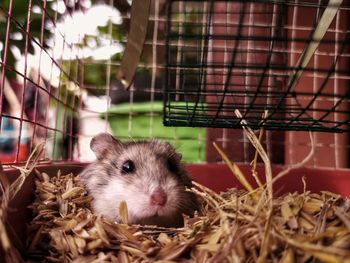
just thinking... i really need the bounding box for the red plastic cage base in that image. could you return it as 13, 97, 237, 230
2, 163, 350, 258
188, 164, 350, 197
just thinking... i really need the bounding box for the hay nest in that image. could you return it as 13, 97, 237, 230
25, 170, 350, 263
1, 112, 350, 262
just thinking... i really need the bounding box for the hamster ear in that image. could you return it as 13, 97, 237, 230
90, 133, 123, 160
173, 152, 182, 163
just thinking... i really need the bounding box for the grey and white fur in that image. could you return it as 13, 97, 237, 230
80, 133, 199, 228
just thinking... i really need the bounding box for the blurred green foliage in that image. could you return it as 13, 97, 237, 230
0, 0, 129, 86
0, 0, 57, 78
61, 22, 126, 95
62, 52, 123, 96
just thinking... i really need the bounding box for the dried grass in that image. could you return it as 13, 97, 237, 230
0, 142, 45, 263
1, 114, 350, 262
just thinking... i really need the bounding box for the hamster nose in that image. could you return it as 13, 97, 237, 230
150, 188, 167, 206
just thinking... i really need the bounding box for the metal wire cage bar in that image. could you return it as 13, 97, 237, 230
164, 0, 350, 132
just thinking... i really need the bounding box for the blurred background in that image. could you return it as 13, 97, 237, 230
1, 0, 204, 163
0, 0, 349, 168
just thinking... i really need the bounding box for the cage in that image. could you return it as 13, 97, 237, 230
1, 0, 350, 262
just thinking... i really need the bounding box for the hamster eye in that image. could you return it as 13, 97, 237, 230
121, 160, 135, 174
167, 158, 178, 174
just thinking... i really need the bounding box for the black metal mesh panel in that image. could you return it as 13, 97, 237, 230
164, 0, 350, 132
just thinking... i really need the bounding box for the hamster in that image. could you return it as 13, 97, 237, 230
80, 133, 200, 228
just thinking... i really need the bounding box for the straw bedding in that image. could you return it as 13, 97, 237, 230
24, 169, 350, 263
1, 118, 350, 262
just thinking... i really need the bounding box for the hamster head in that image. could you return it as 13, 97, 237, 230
80, 133, 199, 228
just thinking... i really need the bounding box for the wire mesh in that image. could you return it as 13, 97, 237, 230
0, 0, 92, 164
1, 0, 349, 168
0, 0, 207, 165
164, 0, 350, 132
